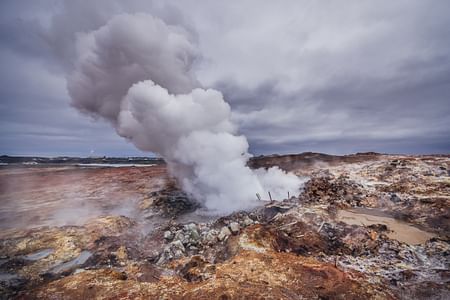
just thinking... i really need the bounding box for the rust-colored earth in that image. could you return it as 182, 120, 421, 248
0, 153, 449, 299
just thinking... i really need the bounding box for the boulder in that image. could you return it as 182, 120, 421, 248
218, 226, 232, 241
242, 216, 254, 226
229, 222, 240, 234
163, 231, 174, 241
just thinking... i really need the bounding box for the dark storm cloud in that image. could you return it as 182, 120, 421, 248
0, 16, 145, 156
185, 0, 450, 154
1, 0, 449, 156
237, 53, 450, 154
214, 80, 281, 112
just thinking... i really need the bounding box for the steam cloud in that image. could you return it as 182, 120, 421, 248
67, 13, 302, 214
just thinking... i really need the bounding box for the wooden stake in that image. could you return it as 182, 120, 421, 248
268, 191, 273, 203
256, 193, 261, 201
317, 221, 325, 233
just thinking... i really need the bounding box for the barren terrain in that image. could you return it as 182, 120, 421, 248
0, 153, 449, 299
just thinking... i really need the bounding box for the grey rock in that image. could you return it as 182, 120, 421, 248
158, 239, 186, 264
218, 226, 232, 241
0, 273, 27, 288
229, 222, 240, 234
204, 230, 218, 244
173, 250, 184, 258
184, 223, 197, 232
171, 240, 185, 253
164, 230, 174, 241
390, 193, 402, 203
242, 216, 254, 226
189, 229, 201, 242
174, 231, 185, 242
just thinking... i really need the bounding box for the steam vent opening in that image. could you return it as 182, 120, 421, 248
1, 2, 450, 299
147, 180, 200, 217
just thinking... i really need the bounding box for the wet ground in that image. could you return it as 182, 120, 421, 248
336, 208, 436, 244
0, 153, 449, 299
0, 165, 167, 229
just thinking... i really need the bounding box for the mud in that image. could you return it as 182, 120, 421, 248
337, 208, 436, 244
0, 165, 167, 230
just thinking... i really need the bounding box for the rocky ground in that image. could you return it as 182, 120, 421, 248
0, 153, 449, 299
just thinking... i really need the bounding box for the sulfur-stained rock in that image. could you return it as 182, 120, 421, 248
115, 246, 128, 264
1, 154, 449, 299
24, 251, 396, 300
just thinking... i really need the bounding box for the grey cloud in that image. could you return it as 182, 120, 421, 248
181, 0, 450, 154
1, 0, 450, 156
0, 45, 144, 157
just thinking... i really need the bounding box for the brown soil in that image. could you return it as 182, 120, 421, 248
1, 153, 449, 299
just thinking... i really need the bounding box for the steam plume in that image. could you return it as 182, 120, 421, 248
67, 13, 302, 214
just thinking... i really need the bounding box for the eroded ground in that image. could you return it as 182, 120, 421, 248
0, 153, 449, 299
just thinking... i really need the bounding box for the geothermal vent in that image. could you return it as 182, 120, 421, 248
66, 13, 302, 214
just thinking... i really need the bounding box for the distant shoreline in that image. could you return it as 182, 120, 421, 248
0, 155, 165, 166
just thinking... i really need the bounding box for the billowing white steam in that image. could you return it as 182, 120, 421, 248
67, 13, 302, 214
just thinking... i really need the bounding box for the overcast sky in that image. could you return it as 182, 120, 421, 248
1, 0, 449, 157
